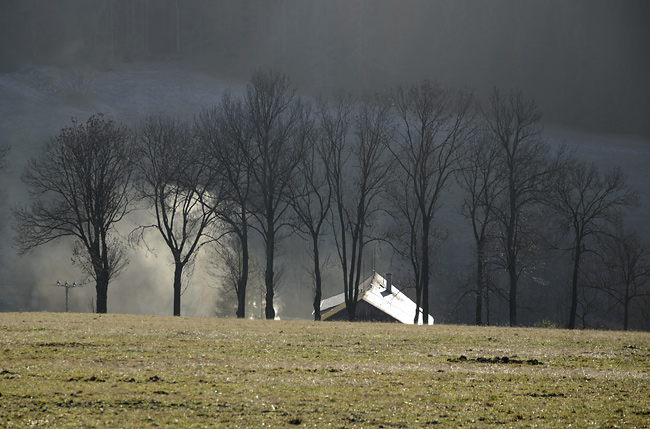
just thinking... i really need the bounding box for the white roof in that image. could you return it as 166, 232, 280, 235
320, 273, 434, 325
320, 293, 345, 313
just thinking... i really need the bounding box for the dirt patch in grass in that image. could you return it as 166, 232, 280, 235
1, 313, 649, 427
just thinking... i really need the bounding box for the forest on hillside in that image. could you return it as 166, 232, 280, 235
1, 0, 649, 137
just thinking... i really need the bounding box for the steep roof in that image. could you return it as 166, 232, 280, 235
320, 273, 434, 325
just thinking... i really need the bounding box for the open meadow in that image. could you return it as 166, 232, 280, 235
1, 313, 649, 427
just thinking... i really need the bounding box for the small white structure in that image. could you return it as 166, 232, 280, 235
320, 272, 434, 325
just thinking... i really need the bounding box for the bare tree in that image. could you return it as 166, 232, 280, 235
390, 81, 476, 324
324, 93, 394, 321
133, 116, 223, 317
196, 92, 254, 319
208, 232, 263, 318
548, 159, 638, 329
244, 69, 310, 320
13, 114, 134, 313
483, 88, 556, 326
586, 217, 650, 330
574, 270, 604, 329
457, 131, 502, 325
288, 105, 331, 320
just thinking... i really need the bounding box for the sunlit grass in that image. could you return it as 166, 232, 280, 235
1, 313, 649, 427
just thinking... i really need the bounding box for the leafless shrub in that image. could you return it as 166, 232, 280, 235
62, 65, 97, 99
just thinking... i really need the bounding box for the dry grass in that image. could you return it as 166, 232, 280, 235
1, 313, 649, 427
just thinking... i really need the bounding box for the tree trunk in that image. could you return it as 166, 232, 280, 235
344, 225, 359, 321
421, 218, 430, 324
173, 260, 183, 317
95, 276, 108, 314
475, 244, 485, 326
623, 287, 630, 331
312, 233, 322, 321
346, 251, 358, 321
486, 274, 491, 326
95, 234, 110, 314
265, 227, 275, 320
236, 287, 246, 318
348, 225, 365, 322
339, 214, 350, 319
568, 242, 581, 329
413, 270, 422, 324
236, 225, 249, 319
508, 252, 518, 326
507, 184, 518, 326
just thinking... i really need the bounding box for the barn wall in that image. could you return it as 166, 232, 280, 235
324, 301, 399, 323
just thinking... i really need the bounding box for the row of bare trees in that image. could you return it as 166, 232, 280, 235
458, 90, 642, 329
11, 70, 649, 328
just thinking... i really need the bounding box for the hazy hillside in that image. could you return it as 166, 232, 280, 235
2, 1, 649, 138
0, 62, 648, 325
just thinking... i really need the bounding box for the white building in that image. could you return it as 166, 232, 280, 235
320, 272, 434, 325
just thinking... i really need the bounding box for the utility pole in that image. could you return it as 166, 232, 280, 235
56, 281, 80, 313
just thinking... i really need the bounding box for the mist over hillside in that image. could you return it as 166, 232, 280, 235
0, 1, 648, 326
1, 0, 649, 138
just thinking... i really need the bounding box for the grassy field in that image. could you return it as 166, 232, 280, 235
1, 313, 649, 427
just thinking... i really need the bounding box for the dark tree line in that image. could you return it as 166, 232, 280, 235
2, 1, 648, 139
11, 71, 649, 329
457, 89, 643, 329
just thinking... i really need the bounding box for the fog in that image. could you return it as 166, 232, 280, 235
0, 1, 648, 324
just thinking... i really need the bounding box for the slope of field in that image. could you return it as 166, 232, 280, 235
1, 313, 649, 427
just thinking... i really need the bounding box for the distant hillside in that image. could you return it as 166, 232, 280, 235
2, 1, 649, 138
